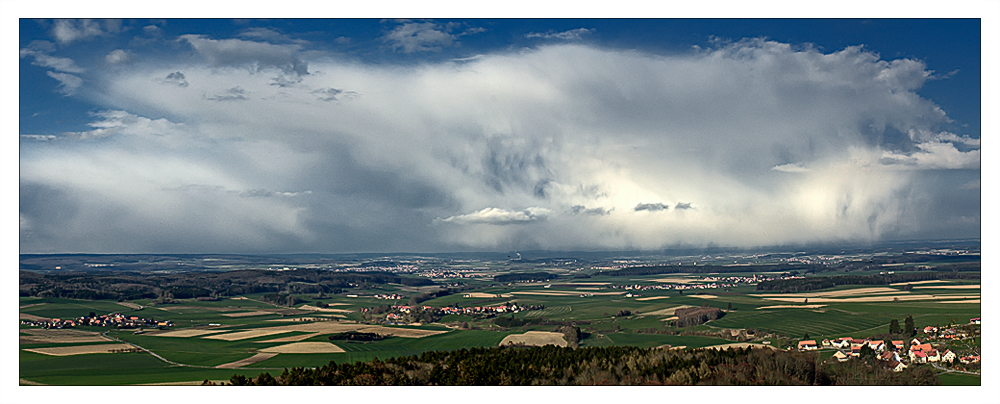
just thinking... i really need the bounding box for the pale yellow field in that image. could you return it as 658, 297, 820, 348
690, 294, 718, 299
651, 277, 701, 284
153, 328, 229, 338
512, 291, 624, 296
499, 331, 567, 347
204, 322, 448, 341
220, 311, 277, 318
19, 313, 50, 322
642, 305, 695, 317
757, 305, 828, 309
23, 343, 134, 356
259, 342, 346, 354
913, 285, 980, 290
215, 353, 279, 368
19, 328, 108, 344
761, 294, 980, 303
464, 292, 513, 298
258, 333, 320, 343
298, 304, 353, 313
889, 280, 945, 286
751, 287, 904, 299
635, 296, 671, 301
117, 302, 143, 310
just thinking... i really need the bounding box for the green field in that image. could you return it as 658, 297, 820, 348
19, 272, 980, 385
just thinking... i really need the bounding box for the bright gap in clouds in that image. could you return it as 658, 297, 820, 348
18, 25, 981, 253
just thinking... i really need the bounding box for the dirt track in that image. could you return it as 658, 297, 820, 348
215, 352, 279, 368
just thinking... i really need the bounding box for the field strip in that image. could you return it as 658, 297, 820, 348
259, 333, 320, 343
259, 341, 346, 354
650, 277, 701, 284
940, 299, 981, 304
19, 328, 108, 344
751, 287, 901, 298
203, 321, 447, 341
642, 305, 695, 317
575, 287, 602, 290
464, 292, 513, 298
19, 378, 46, 386
154, 328, 230, 338
690, 295, 718, 299
913, 285, 980, 289
133, 380, 229, 386
889, 280, 945, 286
221, 311, 277, 317
23, 343, 134, 356
635, 296, 671, 301
215, 352, 279, 368
19, 313, 50, 322
19, 303, 46, 309
756, 304, 828, 309
298, 304, 353, 313
512, 291, 624, 296
562, 282, 610, 286
499, 331, 567, 347
761, 294, 980, 303
117, 302, 143, 310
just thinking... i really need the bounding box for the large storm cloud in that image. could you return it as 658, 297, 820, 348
19, 36, 980, 253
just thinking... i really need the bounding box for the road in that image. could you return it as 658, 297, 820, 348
100, 330, 296, 371
930, 361, 980, 376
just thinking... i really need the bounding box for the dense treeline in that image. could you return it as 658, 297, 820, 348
223, 345, 937, 386
493, 272, 558, 283
670, 306, 725, 327
756, 272, 981, 292
18, 268, 432, 301
597, 264, 813, 277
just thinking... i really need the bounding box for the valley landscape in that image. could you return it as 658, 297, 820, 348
18, 243, 981, 385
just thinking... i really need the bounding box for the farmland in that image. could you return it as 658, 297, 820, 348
18, 246, 981, 385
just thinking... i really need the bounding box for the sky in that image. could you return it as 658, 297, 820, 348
13, 14, 993, 254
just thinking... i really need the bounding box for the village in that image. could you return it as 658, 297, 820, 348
19, 312, 172, 330
796, 317, 981, 373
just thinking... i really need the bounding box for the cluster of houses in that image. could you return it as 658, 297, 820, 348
19, 312, 171, 329
416, 270, 476, 279
796, 317, 981, 372
367, 302, 541, 323
701, 274, 803, 284
604, 282, 737, 292
372, 293, 405, 300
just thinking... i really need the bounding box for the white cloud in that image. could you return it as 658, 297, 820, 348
180, 35, 309, 76
51, 19, 121, 44
105, 49, 133, 64
20, 48, 84, 73
525, 28, 594, 40
45, 71, 83, 95
382, 21, 455, 53
20, 39, 981, 252
771, 163, 811, 173
438, 207, 551, 225
880, 141, 980, 170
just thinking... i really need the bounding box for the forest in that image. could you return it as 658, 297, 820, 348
220, 345, 940, 386
18, 268, 433, 301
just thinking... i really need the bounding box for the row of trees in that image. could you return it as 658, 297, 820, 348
220, 344, 938, 386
